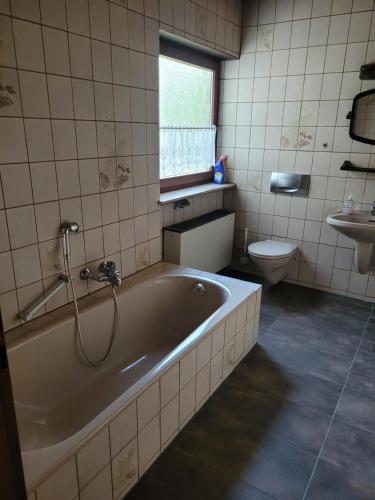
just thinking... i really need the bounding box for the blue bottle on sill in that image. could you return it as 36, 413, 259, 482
213, 155, 226, 184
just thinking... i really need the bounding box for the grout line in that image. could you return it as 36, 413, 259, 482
302, 302, 375, 499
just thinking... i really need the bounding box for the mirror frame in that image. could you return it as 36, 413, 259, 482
347, 88, 375, 145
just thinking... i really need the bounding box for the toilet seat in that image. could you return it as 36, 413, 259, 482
248, 240, 296, 260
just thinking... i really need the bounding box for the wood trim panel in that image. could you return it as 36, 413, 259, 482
160, 170, 213, 193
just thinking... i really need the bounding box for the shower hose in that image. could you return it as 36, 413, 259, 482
65, 255, 120, 367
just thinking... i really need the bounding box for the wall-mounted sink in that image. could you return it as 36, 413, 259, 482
327, 211, 375, 274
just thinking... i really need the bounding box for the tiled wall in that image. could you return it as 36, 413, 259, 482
26, 289, 261, 500
219, 0, 375, 301
0, 0, 242, 331
161, 189, 224, 227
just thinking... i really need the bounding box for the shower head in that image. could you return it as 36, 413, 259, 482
62, 222, 79, 234
61, 222, 79, 261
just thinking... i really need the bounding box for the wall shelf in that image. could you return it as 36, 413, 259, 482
340, 160, 375, 174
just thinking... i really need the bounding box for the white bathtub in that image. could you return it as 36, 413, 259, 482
6, 263, 261, 498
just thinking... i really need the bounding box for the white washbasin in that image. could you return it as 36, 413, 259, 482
327, 211, 375, 274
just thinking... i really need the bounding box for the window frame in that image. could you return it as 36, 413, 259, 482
159, 38, 220, 193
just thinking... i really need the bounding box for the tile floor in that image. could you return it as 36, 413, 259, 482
126, 271, 375, 499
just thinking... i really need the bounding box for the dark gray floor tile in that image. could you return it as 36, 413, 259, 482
259, 311, 278, 335
238, 356, 341, 415
321, 420, 375, 489
368, 310, 375, 324
208, 378, 330, 455
266, 314, 362, 360
285, 290, 372, 322
336, 387, 375, 435
126, 442, 274, 500
172, 410, 315, 500
347, 350, 375, 398
254, 335, 351, 385
238, 432, 316, 500
363, 324, 375, 345
305, 459, 375, 500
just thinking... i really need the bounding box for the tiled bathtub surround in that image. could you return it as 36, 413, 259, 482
7, 263, 261, 498
219, 0, 375, 301
0, 0, 242, 331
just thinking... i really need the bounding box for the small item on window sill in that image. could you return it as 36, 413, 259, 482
213, 155, 227, 184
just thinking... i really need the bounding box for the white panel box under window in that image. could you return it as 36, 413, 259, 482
163, 210, 235, 273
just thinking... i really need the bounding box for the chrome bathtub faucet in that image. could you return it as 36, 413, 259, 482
80, 261, 121, 287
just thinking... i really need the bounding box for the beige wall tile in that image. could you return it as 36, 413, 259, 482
0, 210, 10, 251
37, 458, 78, 500
111, 437, 138, 500
109, 3, 128, 47
80, 464, 112, 500
40, 0, 67, 29
160, 363, 179, 407
0, 163, 33, 207
47, 75, 74, 120
52, 120, 77, 160
56, 160, 81, 199
77, 427, 110, 489
92, 40, 112, 83
84, 227, 104, 262
10, 0, 40, 22
19, 71, 50, 118
79, 159, 100, 195
138, 415, 160, 474
137, 381, 160, 430
82, 194, 102, 230
35, 201, 61, 242
118, 188, 134, 220
0, 251, 15, 293
66, 0, 90, 36
179, 376, 196, 425
0, 68, 21, 117
180, 348, 197, 388
13, 19, 44, 71
43, 27, 70, 76
119, 218, 135, 249
160, 394, 179, 446
6, 205, 37, 248
69, 34, 93, 79
89, 0, 110, 42
0, 118, 28, 164
110, 401, 137, 458
24, 119, 54, 162
12, 244, 41, 287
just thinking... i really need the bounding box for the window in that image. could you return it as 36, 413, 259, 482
159, 40, 219, 192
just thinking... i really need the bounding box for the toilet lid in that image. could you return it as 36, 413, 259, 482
248, 240, 296, 259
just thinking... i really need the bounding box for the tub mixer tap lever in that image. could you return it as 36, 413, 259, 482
80, 261, 121, 287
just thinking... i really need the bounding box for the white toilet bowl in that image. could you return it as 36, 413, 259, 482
248, 240, 296, 285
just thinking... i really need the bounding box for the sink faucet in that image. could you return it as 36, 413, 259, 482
80, 261, 121, 287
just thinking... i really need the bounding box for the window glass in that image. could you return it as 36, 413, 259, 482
159, 55, 216, 179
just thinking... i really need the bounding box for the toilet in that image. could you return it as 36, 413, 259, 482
248, 240, 296, 285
